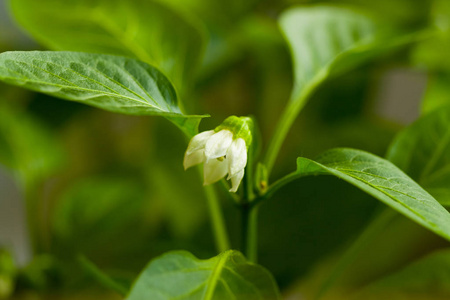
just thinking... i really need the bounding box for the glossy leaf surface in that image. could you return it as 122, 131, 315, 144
269, 148, 450, 241
0, 51, 205, 136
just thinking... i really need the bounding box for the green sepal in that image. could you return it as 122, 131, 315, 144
215, 116, 253, 147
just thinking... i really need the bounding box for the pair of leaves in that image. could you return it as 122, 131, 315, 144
265, 5, 450, 243
0, 51, 206, 137
6, 0, 208, 136
0, 5, 407, 139
267, 110, 450, 247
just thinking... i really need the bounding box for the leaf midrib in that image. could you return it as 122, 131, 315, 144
327, 166, 442, 230
203, 251, 232, 299
0, 56, 177, 112
296, 155, 448, 236
1, 73, 160, 109
19, 57, 161, 107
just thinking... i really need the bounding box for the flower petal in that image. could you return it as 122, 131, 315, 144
183, 149, 205, 170
227, 138, 247, 178
204, 130, 233, 160
203, 157, 228, 185
229, 169, 244, 193
186, 130, 215, 155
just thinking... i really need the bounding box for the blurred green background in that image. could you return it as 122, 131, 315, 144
1, 0, 450, 299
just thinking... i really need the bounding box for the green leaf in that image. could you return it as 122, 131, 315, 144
354, 249, 450, 299
10, 0, 205, 89
127, 250, 281, 300
268, 148, 450, 241
280, 6, 382, 102
264, 5, 405, 172
0, 51, 206, 136
387, 108, 450, 206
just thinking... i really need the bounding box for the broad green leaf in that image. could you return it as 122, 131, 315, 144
127, 250, 281, 300
10, 0, 205, 89
387, 108, 450, 206
269, 148, 450, 241
0, 51, 206, 136
353, 249, 450, 299
265, 6, 402, 171
280, 6, 388, 104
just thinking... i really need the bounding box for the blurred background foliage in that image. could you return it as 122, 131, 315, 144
1, 0, 450, 299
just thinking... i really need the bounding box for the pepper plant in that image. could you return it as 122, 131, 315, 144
1, 0, 450, 299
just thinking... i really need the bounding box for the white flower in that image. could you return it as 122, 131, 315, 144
184, 129, 248, 192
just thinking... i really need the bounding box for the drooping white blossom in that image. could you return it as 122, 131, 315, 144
184, 116, 252, 192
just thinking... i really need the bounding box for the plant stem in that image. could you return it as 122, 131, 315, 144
241, 203, 259, 263
314, 208, 397, 300
263, 80, 320, 176
204, 184, 231, 253
240, 139, 258, 262
187, 134, 230, 253
78, 255, 128, 296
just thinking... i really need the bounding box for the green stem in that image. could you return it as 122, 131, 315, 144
77, 255, 128, 296
314, 208, 397, 300
263, 80, 320, 176
240, 138, 258, 262
186, 134, 230, 253
203, 184, 231, 253
241, 204, 259, 263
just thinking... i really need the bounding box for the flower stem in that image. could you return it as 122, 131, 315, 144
186, 132, 230, 253
241, 203, 259, 263
203, 184, 231, 253
241, 140, 258, 262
